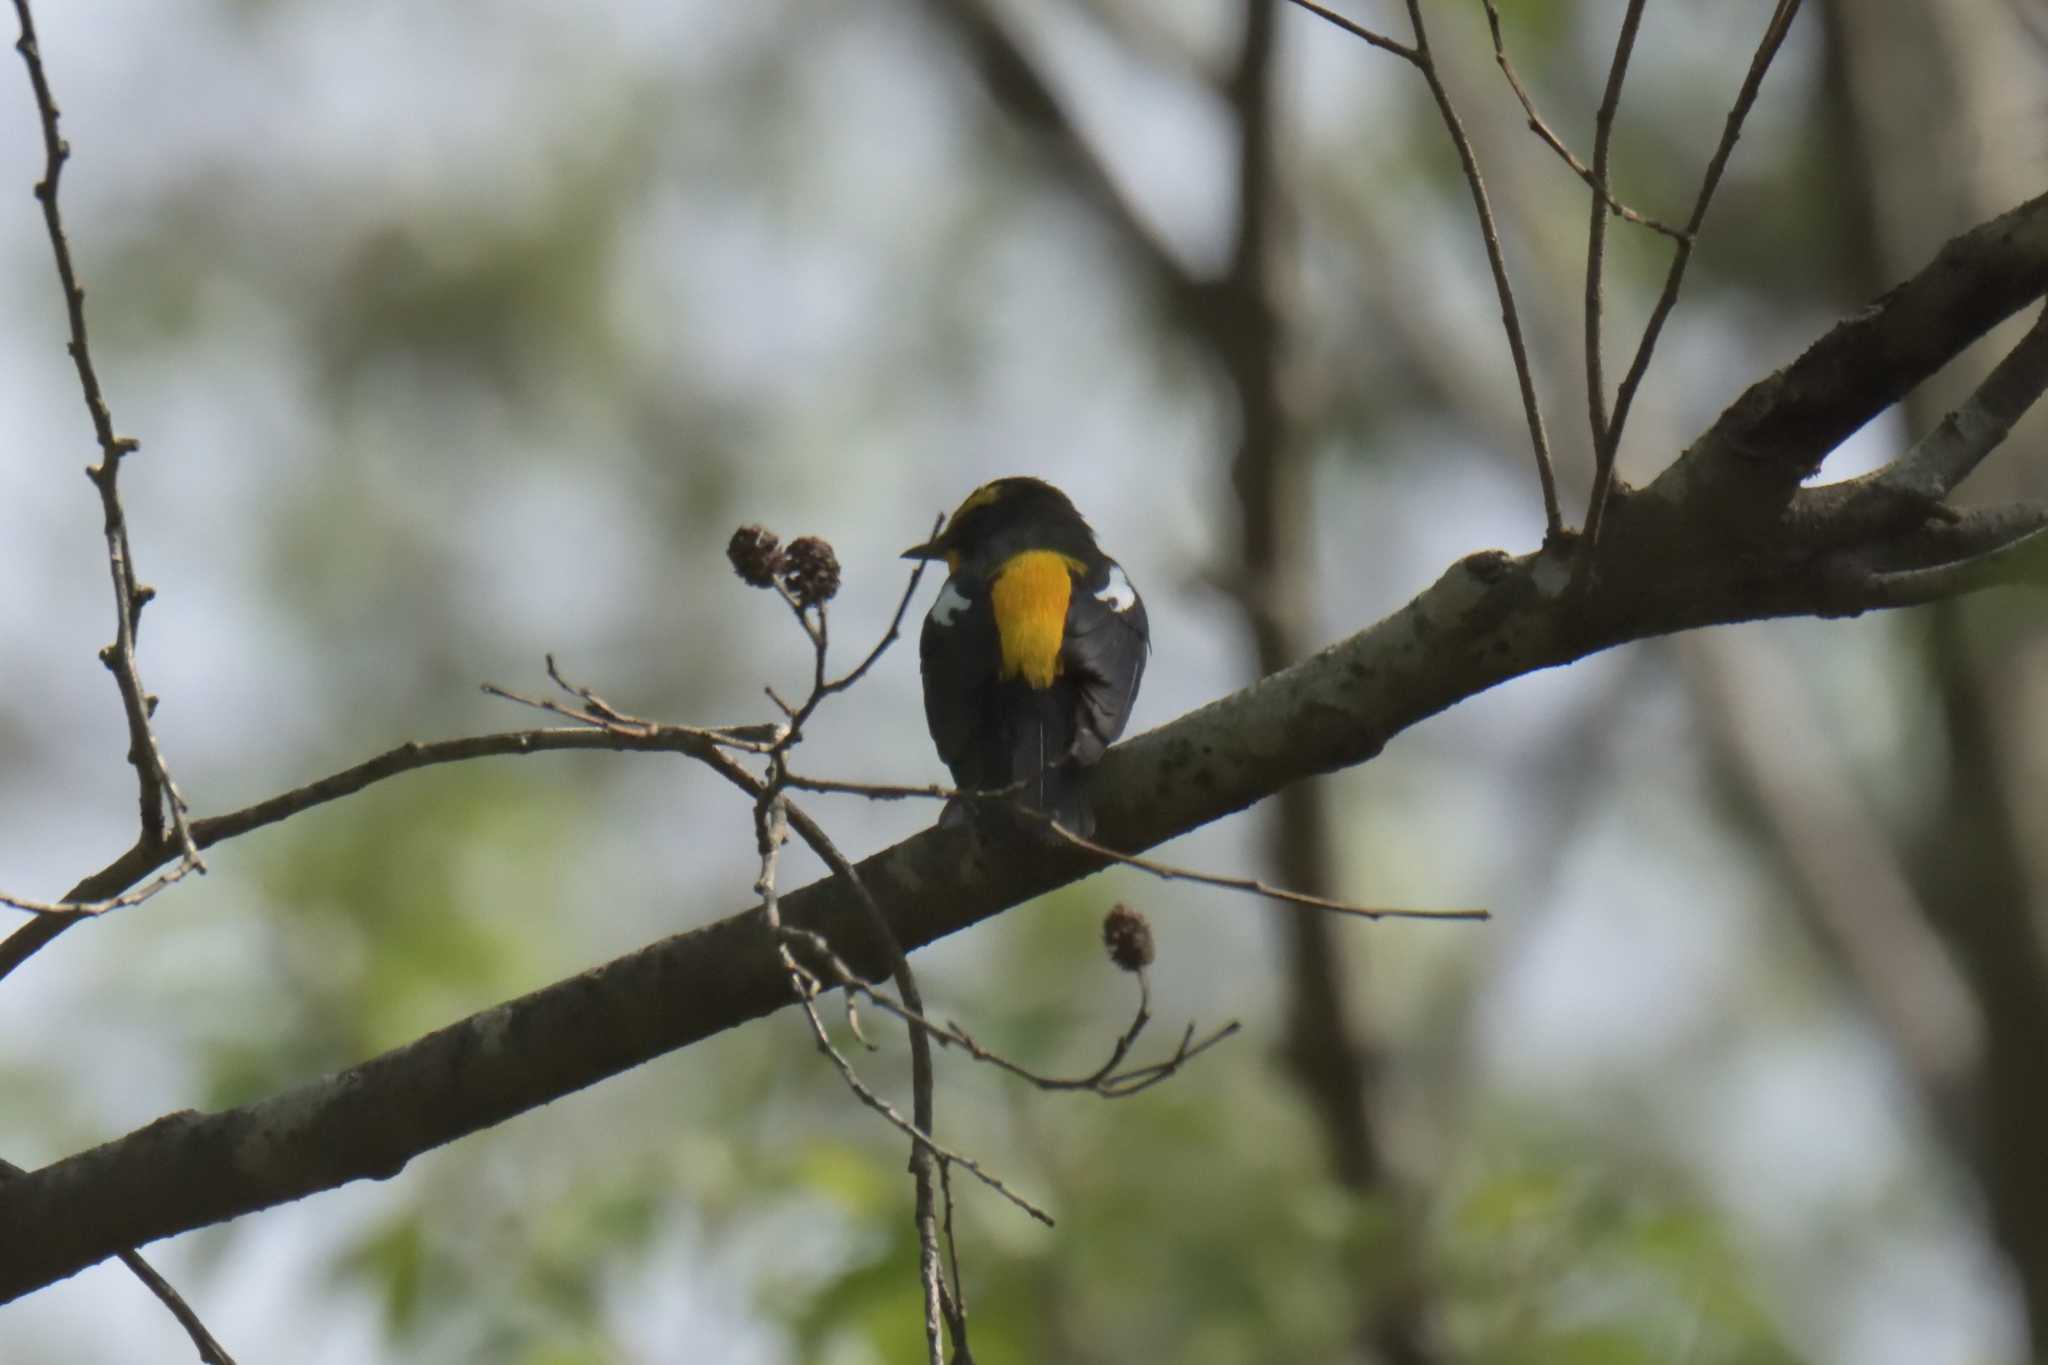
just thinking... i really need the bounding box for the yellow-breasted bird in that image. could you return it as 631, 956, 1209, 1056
904, 477, 1149, 836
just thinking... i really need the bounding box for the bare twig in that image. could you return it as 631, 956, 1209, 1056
1582, 0, 1805, 554
1841, 526, 2048, 609
1584, 0, 1650, 456
0, 722, 753, 982
772, 781, 959, 1365
685, 546, 973, 1362
937, 1160, 971, 1359
1044, 818, 1490, 923
1479, 2, 1687, 241
542, 654, 641, 728
0, 710, 1477, 971
1296, 0, 1562, 536
110, 1248, 240, 1365
1280, 0, 1416, 59
1401, 0, 1563, 538
782, 772, 959, 802
772, 919, 1239, 1100
944, 976, 1242, 1099
781, 770, 1042, 808
778, 774, 1485, 923
514, 599, 981, 1365
12, 0, 200, 875
756, 835, 1054, 1233
824, 515, 940, 695
0, 859, 203, 920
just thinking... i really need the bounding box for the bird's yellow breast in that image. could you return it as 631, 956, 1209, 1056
990, 550, 1082, 689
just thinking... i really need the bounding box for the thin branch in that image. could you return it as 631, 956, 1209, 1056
944, 970, 1242, 1098
1280, 0, 1416, 60
937, 1160, 971, 1359
1479, 1, 1688, 241
688, 552, 966, 1360
771, 783, 962, 1363
1840, 524, 2048, 610
753, 794, 1033, 1365
12, 0, 200, 873
782, 772, 959, 802
823, 516, 940, 695
111, 1253, 239, 1365
482, 675, 776, 754
1583, 0, 1805, 553
516, 608, 1225, 1220
0, 724, 741, 982
1045, 818, 1490, 923
1876, 305, 2048, 501
1402, 0, 1563, 538
778, 773, 1483, 923
771, 921, 1239, 1100
1800, 306, 2048, 550
15, 418, 2048, 1298
1585, 0, 1650, 456
1280, 0, 1564, 536
1856, 501, 2048, 576
0, 859, 202, 920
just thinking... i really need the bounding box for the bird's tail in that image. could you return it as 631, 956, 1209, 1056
1010, 688, 1095, 836
1032, 762, 1095, 838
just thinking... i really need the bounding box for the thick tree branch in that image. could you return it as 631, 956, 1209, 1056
1650, 189, 2048, 520
5, 199, 2048, 1301
2, 508, 2041, 1300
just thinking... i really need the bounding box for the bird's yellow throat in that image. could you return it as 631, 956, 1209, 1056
990, 550, 1082, 689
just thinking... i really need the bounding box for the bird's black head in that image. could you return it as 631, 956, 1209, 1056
902, 477, 1103, 577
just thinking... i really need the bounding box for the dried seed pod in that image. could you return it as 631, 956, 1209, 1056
1101, 902, 1155, 973
782, 535, 842, 606
727, 524, 785, 588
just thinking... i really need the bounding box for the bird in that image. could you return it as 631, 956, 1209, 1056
903, 477, 1149, 837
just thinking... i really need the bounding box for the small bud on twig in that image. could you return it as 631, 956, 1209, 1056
727, 525, 786, 588
782, 536, 842, 607
1101, 902, 1154, 973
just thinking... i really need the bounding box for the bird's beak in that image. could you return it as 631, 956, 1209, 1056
901, 539, 943, 561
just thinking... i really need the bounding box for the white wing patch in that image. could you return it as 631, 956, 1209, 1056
1096, 563, 1138, 613
929, 579, 972, 626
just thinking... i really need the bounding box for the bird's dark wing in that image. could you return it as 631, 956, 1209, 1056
919, 574, 1002, 786
1060, 562, 1149, 767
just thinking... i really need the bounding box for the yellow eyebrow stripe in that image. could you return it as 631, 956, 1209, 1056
990, 550, 1083, 689
948, 484, 1006, 525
